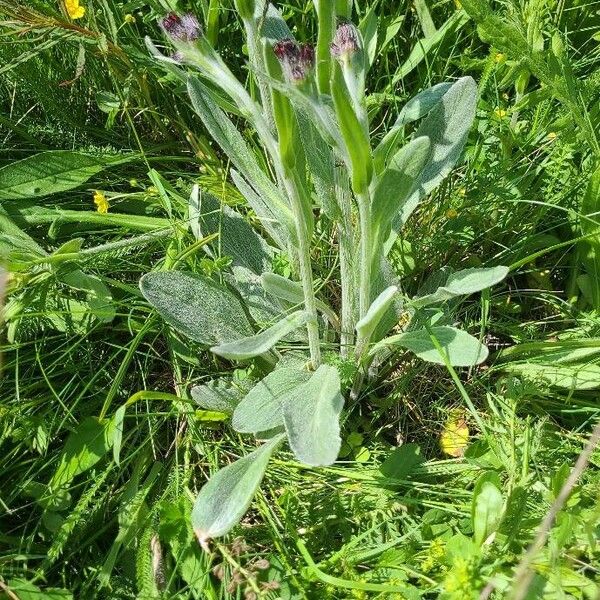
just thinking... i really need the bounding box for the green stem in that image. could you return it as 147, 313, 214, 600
357, 191, 372, 321
337, 168, 356, 358
282, 175, 322, 369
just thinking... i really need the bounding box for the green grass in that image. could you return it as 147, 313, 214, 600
1, 0, 600, 598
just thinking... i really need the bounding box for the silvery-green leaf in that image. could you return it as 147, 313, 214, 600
140, 271, 253, 345
375, 326, 489, 366
411, 266, 509, 308
192, 434, 284, 545
356, 285, 398, 342
260, 272, 339, 328
297, 113, 339, 219
191, 380, 243, 414
282, 365, 344, 466
261, 272, 304, 305
371, 136, 431, 239
230, 169, 289, 250
232, 366, 311, 434
260, 3, 294, 43
196, 192, 273, 275
374, 82, 452, 170
188, 184, 202, 241
187, 77, 292, 247
211, 311, 309, 361
392, 77, 478, 233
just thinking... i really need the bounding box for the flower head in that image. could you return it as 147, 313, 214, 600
160, 12, 202, 43
65, 0, 85, 20
93, 190, 109, 214
330, 19, 360, 59
273, 38, 315, 84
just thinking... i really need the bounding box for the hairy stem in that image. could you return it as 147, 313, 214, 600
282, 175, 322, 369
336, 166, 356, 358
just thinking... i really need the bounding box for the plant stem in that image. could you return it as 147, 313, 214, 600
282, 175, 322, 369
337, 167, 356, 358
357, 191, 372, 321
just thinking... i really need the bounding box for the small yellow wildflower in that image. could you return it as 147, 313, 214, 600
494, 107, 507, 118
124, 13, 136, 24
547, 131, 557, 140
494, 52, 505, 63
93, 190, 109, 214
440, 410, 469, 457
458, 187, 467, 197
64, 0, 85, 19
446, 208, 458, 219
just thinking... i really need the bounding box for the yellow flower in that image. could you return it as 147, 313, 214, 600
64, 0, 85, 19
440, 410, 469, 457
547, 131, 557, 140
124, 13, 136, 24
494, 52, 505, 63
494, 108, 507, 118
93, 191, 109, 214
446, 208, 458, 219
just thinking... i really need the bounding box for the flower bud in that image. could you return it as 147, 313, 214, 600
160, 12, 202, 43
272, 38, 315, 84
330, 19, 359, 59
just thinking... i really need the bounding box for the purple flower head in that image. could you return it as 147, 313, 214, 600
330, 19, 359, 59
273, 38, 315, 83
160, 12, 202, 42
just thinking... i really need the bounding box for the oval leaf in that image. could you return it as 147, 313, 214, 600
0, 151, 110, 200
282, 364, 344, 466
140, 271, 253, 345
376, 326, 489, 366
191, 434, 284, 544
232, 366, 311, 434
211, 310, 308, 360
191, 380, 242, 414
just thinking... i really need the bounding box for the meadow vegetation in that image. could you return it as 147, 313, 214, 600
1, 1, 600, 598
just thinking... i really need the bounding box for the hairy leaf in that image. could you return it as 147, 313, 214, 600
411, 266, 509, 308
140, 271, 253, 345
392, 77, 478, 233
283, 365, 344, 466
232, 366, 311, 434
356, 285, 398, 342
376, 326, 489, 366
211, 310, 309, 360
192, 434, 284, 544
191, 380, 243, 414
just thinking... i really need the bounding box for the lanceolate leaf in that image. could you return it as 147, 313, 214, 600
392, 77, 478, 233
331, 62, 373, 195
195, 192, 273, 276
375, 326, 489, 366
282, 365, 344, 466
192, 434, 284, 545
211, 311, 309, 360
411, 266, 509, 308
261, 272, 305, 304
0, 151, 112, 200
371, 136, 431, 240
186, 76, 293, 246
232, 366, 311, 434
374, 82, 452, 170
356, 285, 398, 342
140, 271, 253, 345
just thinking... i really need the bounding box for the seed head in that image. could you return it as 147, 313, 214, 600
160, 12, 202, 42
273, 38, 315, 83
330, 20, 360, 59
